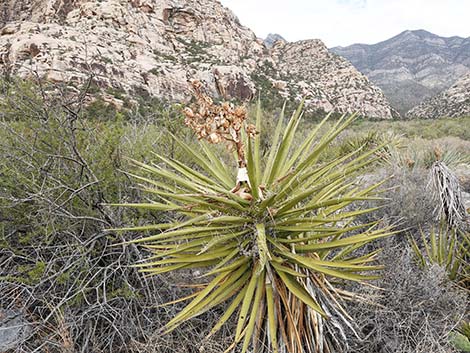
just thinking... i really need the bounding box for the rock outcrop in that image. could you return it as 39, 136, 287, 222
0, 0, 397, 119
406, 72, 470, 119
270, 40, 398, 118
263, 33, 286, 48
332, 30, 470, 115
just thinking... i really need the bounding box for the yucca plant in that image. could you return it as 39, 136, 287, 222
410, 222, 470, 290
339, 130, 402, 160
450, 321, 470, 352
409, 223, 462, 281
459, 322, 470, 341
112, 81, 396, 353
458, 231, 470, 290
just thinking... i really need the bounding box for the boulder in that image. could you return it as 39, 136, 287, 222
0, 310, 31, 352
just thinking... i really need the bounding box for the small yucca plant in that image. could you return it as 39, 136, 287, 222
409, 223, 462, 281
113, 82, 396, 352
450, 321, 470, 352
409, 221, 470, 291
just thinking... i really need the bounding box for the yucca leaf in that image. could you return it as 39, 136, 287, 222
200, 141, 235, 186
272, 147, 361, 203
130, 158, 211, 193
152, 152, 225, 192
254, 100, 262, 184
138, 262, 188, 275
274, 267, 326, 317
202, 247, 247, 276
120, 170, 175, 192
445, 233, 456, 269
331, 246, 382, 263
266, 100, 304, 187
241, 270, 266, 352
236, 262, 261, 341
262, 102, 286, 186
186, 270, 251, 323
203, 255, 250, 277
142, 188, 214, 207
123, 214, 246, 236
292, 114, 358, 178
137, 247, 235, 267
157, 291, 200, 307
206, 285, 248, 338
274, 248, 381, 282
291, 228, 398, 252
275, 207, 382, 231
197, 230, 250, 255
166, 265, 248, 331
246, 133, 259, 199
275, 223, 374, 241
171, 135, 233, 188
143, 237, 215, 258
107, 222, 176, 233
266, 281, 279, 353
282, 112, 334, 175
128, 225, 242, 244
108, 202, 179, 211
270, 261, 308, 278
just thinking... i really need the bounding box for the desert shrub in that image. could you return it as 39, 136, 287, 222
0, 77, 215, 353
347, 243, 468, 353
356, 166, 435, 233
350, 116, 470, 142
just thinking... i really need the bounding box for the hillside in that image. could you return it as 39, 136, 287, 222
407, 72, 470, 119
0, 0, 397, 119
332, 30, 470, 115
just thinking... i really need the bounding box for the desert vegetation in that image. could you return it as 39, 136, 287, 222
0, 77, 469, 353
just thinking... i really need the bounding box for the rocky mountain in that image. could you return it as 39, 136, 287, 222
406, 72, 470, 119
268, 40, 397, 118
0, 0, 397, 119
332, 30, 470, 115
263, 33, 286, 48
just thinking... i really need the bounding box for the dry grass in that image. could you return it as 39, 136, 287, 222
346, 242, 468, 353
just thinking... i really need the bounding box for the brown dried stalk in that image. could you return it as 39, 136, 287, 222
182, 80, 257, 169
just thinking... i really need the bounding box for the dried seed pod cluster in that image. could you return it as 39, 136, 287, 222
183, 79, 257, 167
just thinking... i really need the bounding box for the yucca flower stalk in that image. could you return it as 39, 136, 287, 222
112, 83, 397, 353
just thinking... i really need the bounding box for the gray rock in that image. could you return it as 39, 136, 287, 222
0, 310, 31, 352
331, 29, 470, 116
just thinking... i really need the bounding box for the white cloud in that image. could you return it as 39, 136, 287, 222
219, 0, 470, 47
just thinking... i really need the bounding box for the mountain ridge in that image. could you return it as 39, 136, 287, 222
407, 71, 470, 119
0, 0, 397, 119
263, 33, 286, 48
331, 29, 470, 115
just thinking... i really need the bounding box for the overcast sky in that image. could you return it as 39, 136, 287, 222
219, 0, 470, 47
